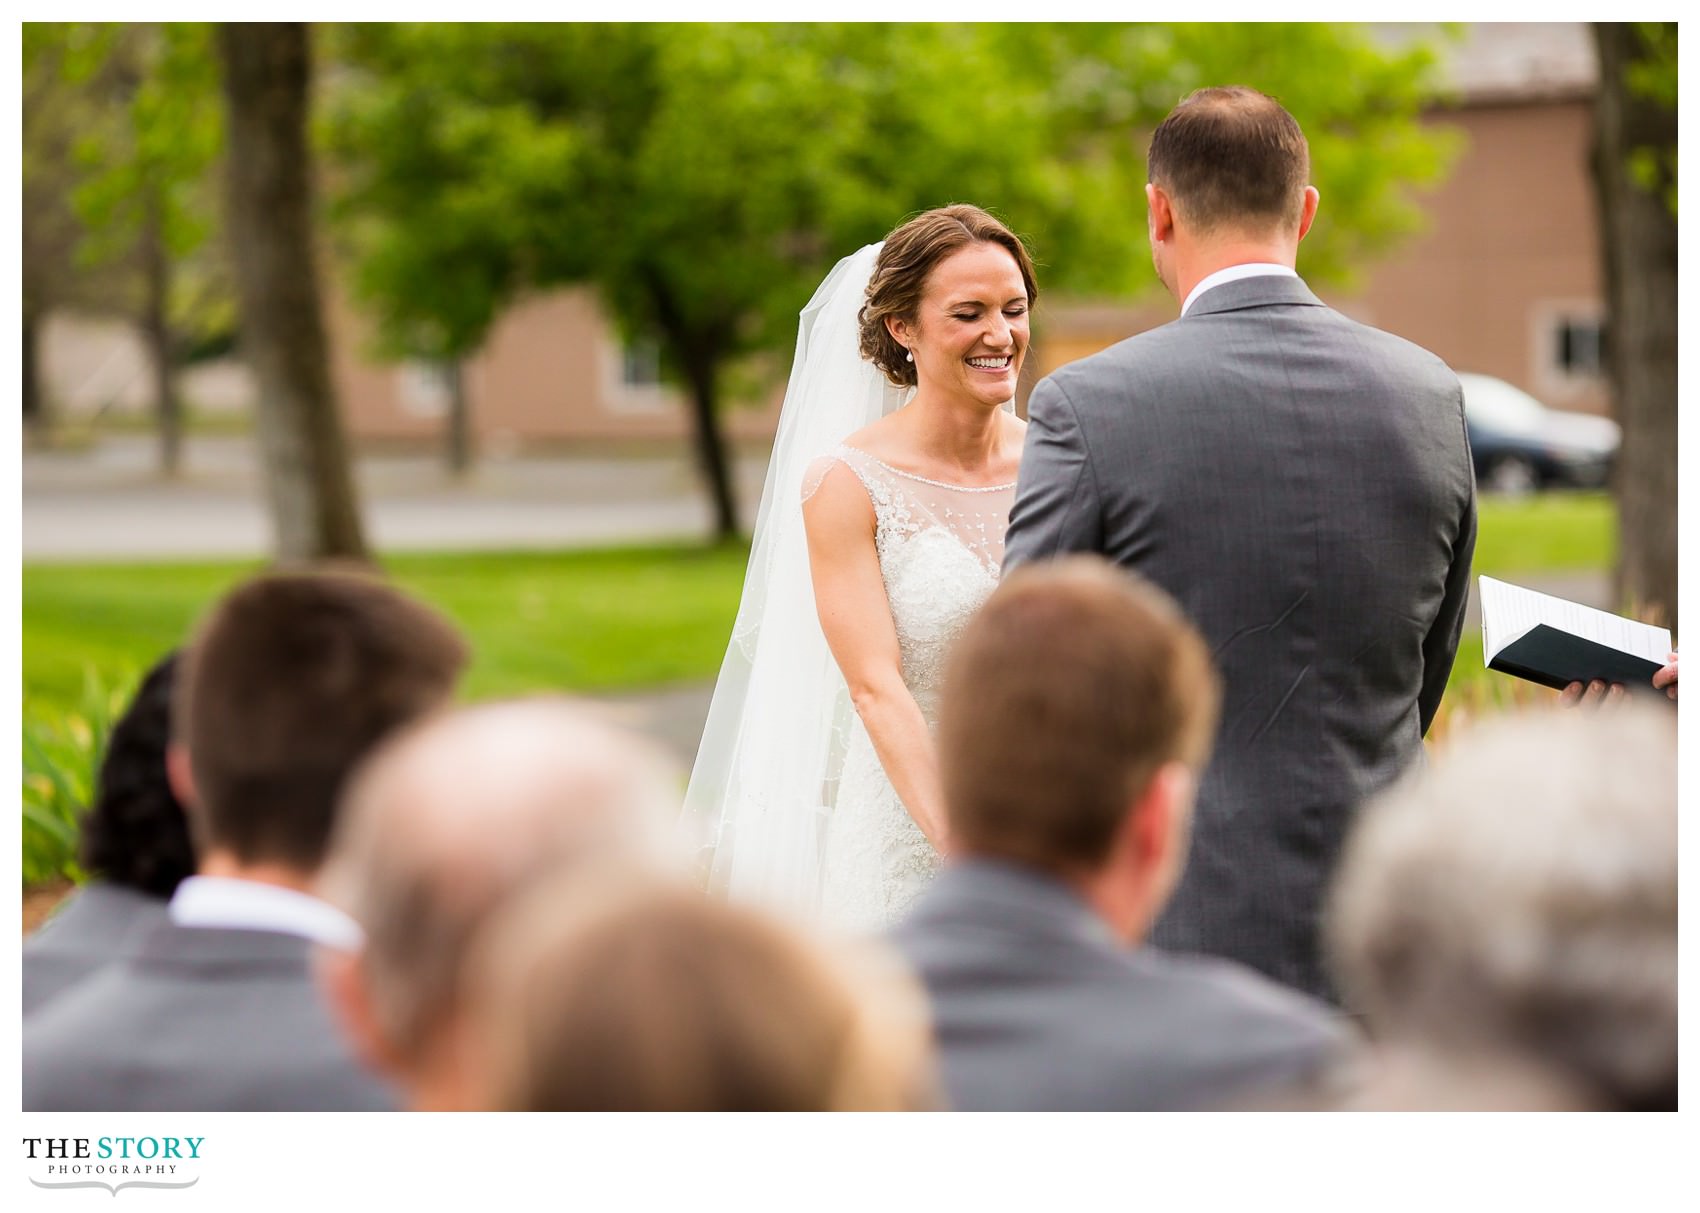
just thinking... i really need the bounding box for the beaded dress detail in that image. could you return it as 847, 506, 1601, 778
807, 444, 1014, 932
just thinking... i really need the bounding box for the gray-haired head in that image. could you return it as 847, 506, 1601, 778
318, 696, 686, 1082
1328, 703, 1677, 1110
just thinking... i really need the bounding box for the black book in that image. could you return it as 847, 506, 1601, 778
1479, 575, 1671, 693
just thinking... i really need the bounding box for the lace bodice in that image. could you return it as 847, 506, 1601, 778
810, 444, 1014, 711
810, 444, 1015, 933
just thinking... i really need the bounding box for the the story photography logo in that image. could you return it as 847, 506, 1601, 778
22, 1135, 204, 1197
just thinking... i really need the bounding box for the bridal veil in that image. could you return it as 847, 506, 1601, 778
681, 243, 912, 918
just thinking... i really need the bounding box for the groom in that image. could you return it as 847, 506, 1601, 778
1003, 86, 1476, 1003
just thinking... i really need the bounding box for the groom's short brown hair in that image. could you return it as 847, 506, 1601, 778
1147, 86, 1310, 234
938, 558, 1220, 873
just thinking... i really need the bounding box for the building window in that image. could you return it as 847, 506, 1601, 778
397, 361, 452, 418
1555, 318, 1606, 378
621, 339, 663, 388
1530, 301, 1608, 406
605, 336, 674, 416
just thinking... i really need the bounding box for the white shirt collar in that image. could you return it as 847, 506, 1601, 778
1181, 263, 1298, 317
169, 875, 364, 952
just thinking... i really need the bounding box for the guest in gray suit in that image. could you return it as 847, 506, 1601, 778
23, 569, 468, 1111
316, 697, 687, 1110
892, 558, 1351, 1111
23, 651, 194, 1016
1004, 86, 1476, 1002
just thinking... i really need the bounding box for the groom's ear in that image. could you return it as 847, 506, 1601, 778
1296, 186, 1320, 242
1145, 183, 1175, 244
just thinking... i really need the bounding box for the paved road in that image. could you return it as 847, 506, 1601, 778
23, 435, 772, 561
23, 435, 1612, 768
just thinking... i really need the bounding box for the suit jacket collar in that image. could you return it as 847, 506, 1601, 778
923, 857, 1123, 949
132, 918, 318, 975
1182, 273, 1326, 319
29, 882, 165, 954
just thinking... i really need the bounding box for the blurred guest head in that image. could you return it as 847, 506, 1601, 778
938, 556, 1220, 941
317, 697, 686, 1110
1328, 704, 1677, 1111
168, 566, 468, 882
462, 881, 935, 1111
78, 650, 195, 898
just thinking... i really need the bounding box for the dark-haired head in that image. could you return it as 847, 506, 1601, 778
77, 651, 196, 898
1147, 86, 1311, 236
173, 567, 468, 874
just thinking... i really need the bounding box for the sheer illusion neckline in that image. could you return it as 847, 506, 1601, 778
835, 444, 1017, 493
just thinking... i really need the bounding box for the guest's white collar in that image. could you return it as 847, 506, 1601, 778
169, 875, 363, 952
1181, 263, 1298, 317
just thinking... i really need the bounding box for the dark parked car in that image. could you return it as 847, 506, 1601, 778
1459, 372, 1619, 494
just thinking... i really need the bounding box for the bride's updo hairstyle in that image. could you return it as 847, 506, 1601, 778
859, 204, 1039, 388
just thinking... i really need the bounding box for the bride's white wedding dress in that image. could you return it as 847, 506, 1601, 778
681, 241, 1016, 933
812, 445, 1014, 931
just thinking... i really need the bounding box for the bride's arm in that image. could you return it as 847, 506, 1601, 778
802, 462, 950, 850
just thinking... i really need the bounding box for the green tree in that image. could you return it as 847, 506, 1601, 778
1592, 22, 1677, 627
324, 23, 1452, 538
22, 23, 101, 432
320, 23, 579, 475
23, 23, 231, 465
57, 23, 229, 474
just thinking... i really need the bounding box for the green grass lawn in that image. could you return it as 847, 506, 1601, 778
1472, 491, 1615, 576
19, 492, 1616, 886
23, 542, 753, 719
20, 491, 1616, 721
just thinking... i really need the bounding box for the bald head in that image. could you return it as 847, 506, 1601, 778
319, 697, 684, 1070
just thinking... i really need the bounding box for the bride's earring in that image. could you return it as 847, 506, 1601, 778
905, 349, 914, 363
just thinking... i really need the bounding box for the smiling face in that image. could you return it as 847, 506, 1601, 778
887, 241, 1030, 409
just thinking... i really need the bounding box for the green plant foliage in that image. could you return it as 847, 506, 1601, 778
320, 23, 1457, 529
48, 22, 233, 341
22, 666, 138, 888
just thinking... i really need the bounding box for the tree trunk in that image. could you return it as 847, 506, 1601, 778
1592, 23, 1678, 628
642, 267, 739, 539
216, 22, 367, 562
141, 195, 183, 477
681, 354, 739, 541
23, 308, 45, 431
444, 359, 473, 477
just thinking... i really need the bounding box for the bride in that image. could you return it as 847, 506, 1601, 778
684, 204, 1039, 932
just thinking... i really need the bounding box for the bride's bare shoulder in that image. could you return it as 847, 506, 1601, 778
838, 412, 908, 461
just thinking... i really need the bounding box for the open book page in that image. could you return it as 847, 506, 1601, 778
1479, 575, 1671, 664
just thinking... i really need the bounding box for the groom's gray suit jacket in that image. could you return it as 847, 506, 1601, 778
891, 860, 1350, 1111
1003, 274, 1476, 1002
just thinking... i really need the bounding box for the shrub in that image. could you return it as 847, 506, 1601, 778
22, 665, 136, 888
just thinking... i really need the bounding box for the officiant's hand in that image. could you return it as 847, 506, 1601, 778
1652, 651, 1679, 701
1560, 679, 1625, 707
1561, 649, 1678, 706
